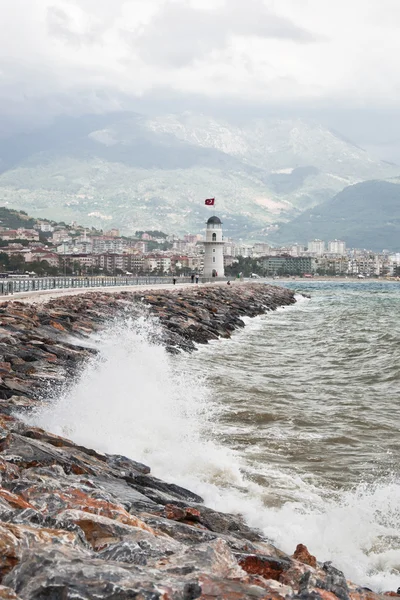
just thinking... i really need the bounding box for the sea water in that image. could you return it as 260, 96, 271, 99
33, 281, 400, 592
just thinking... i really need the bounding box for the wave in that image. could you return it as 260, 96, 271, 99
29, 313, 400, 593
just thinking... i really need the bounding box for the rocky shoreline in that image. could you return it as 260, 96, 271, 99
0, 283, 394, 599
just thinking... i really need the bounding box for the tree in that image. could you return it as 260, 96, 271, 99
225, 257, 262, 278
8, 254, 26, 272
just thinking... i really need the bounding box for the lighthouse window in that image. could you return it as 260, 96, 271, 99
213, 249, 215, 253
212, 233, 217, 241
213, 257, 216, 263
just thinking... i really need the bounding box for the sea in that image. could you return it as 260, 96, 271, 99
33, 280, 400, 592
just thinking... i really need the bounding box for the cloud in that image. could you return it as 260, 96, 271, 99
0, 0, 400, 126
129, 0, 317, 67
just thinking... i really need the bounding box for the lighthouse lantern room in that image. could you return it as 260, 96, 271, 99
203, 216, 225, 278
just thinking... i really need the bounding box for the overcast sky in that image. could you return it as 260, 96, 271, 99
1, 0, 400, 158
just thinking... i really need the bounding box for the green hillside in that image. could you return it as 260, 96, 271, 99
0, 207, 37, 230
269, 180, 400, 251
0, 112, 398, 237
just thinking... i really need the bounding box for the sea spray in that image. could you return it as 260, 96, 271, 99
31, 314, 245, 491
31, 302, 400, 592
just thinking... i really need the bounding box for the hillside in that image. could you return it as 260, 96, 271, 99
0, 112, 397, 236
268, 180, 400, 251
0, 207, 37, 230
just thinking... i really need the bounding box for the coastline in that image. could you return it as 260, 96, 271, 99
0, 283, 394, 599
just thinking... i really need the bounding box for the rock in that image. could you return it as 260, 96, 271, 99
3, 545, 172, 600
293, 543, 317, 568
236, 553, 292, 580
55, 509, 157, 550
157, 539, 245, 580
0, 585, 22, 599
163, 504, 201, 524
0, 521, 79, 579
130, 474, 204, 504
0, 489, 35, 511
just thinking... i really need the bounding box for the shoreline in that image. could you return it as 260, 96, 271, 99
0, 283, 394, 599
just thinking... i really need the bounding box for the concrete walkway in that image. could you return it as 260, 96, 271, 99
2, 281, 229, 304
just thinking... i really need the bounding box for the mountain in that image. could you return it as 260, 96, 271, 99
268, 180, 400, 251
0, 112, 397, 236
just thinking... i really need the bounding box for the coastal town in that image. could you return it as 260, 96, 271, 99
0, 211, 399, 279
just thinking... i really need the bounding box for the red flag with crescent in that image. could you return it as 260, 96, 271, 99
205, 198, 215, 206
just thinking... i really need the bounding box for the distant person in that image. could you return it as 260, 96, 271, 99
191, 274, 195, 283
173, 277, 177, 285
195, 275, 199, 284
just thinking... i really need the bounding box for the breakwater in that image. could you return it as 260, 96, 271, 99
0, 283, 394, 599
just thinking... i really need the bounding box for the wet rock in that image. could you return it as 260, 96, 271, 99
293, 543, 317, 568
157, 539, 245, 579
130, 474, 203, 504
0, 521, 79, 579
3, 545, 171, 600
0, 489, 35, 511
55, 509, 157, 550
236, 553, 292, 580
196, 574, 275, 599
0, 585, 22, 600
190, 504, 264, 541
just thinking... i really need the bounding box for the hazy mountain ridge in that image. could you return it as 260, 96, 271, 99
0, 112, 397, 236
269, 180, 400, 251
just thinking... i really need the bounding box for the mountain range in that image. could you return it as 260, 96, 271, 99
0, 111, 398, 242
269, 180, 400, 252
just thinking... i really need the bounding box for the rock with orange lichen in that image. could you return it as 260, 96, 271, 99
293, 543, 317, 568
0, 489, 35, 511
0, 521, 79, 579
236, 553, 293, 581
0, 585, 22, 600
55, 509, 158, 550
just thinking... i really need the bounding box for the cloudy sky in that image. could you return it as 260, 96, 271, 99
1, 0, 400, 157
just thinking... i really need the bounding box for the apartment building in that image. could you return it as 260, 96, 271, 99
307, 239, 326, 256
260, 255, 316, 275
328, 240, 347, 255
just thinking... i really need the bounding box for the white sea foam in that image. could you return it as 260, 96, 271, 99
31, 313, 400, 593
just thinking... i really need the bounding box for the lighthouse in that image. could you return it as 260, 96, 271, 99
203, 216, 225, 278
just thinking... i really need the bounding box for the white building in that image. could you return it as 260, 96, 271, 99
203, 216, 225, 277
308, 239, 326, 256
253, 243, 272, 257
234, 244, 254, 258
290, 244, 306, 257
38, 222, 54, 233
328, 240, 346, 255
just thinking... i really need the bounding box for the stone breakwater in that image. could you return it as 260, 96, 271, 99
0, 283, 394, 600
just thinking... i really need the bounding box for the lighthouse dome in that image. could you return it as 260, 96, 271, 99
207, 216, 222, 225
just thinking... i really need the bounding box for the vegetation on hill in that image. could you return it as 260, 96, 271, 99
0, 207, 36, 230
135, 230, 168, 239
0, 111, 398, 236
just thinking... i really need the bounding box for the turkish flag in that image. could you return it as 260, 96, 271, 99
205, 198, 215, 205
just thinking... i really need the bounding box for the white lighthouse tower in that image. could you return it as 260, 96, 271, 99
203, 216, 225, 278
